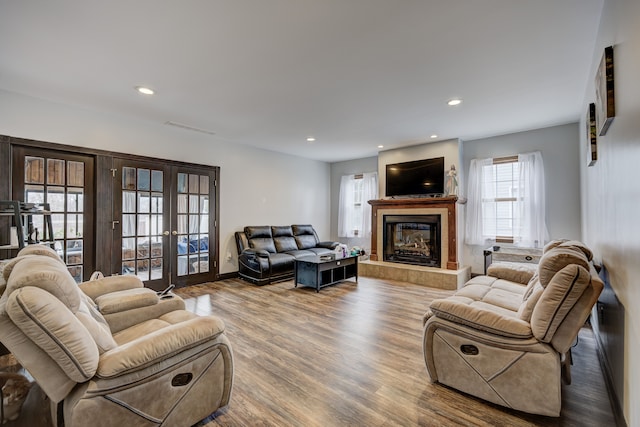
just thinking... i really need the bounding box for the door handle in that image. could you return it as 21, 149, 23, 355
111, 220, 120, 230
163, 231, 170, 236
172, 231, 178, 236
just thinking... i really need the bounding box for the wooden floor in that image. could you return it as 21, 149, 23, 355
1, 276, 616, 426
182, 277, 616, 427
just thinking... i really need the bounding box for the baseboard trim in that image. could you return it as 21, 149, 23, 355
594, 325, 627, 427
217, 271, 239, 281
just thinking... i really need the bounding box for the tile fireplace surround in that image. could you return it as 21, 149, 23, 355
360, 197, 470, 290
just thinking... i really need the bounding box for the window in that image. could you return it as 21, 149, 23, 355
465, 152, 548, 248
482, 156, 520, 242
338, 172, 378, 238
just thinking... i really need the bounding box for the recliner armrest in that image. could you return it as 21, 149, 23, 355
429, 298, 532, 339
316, 241, 339, 250
79, 275, 144, 301
95, 288, 159, 314
97, 315, 226, 378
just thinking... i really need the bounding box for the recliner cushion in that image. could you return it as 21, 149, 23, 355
557, 240, 593, 261
6, 256, 81, 312
272, 226, 299, 252
249, 238, 277, 253
268, 253, 296, 275
537, 247, 589, 288
245, 226, 277, 253
6, 286, 99, 382
292, 224, 319, 249
531, 264, 591, 343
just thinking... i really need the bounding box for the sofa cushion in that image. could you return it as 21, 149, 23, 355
292, 224, 319, 249
537, 247, 589, 288
245, 226, 277, 253
268, 253, 296, 275
429, 298, 532, 338
531, 264, 591, 343
77, 300, 117, 354
517, 280, 544, 322
283, 250, 316, 259
271, 226, 299, 252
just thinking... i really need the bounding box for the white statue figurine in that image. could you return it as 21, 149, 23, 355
446, 164, 458, 196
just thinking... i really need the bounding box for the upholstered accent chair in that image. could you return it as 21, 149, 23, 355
0, 246, 233, 427
422, 240, 603, 416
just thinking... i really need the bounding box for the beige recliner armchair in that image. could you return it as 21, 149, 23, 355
422, 240, 603, 416
0, 246, 233, 427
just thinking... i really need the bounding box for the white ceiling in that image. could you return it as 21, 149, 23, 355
0, 1, 603, 162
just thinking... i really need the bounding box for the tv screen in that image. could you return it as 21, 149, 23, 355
385, 157, 445, 197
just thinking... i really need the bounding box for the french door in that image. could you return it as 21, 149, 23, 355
12, 146, 95, 282
112, 159, 217, 290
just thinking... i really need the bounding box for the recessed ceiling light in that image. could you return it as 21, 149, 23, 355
378, 145, 384, 149
430, 134, 438, 139
447, 99, 462, 106
135, 86, 155, 95
306, 137, 316, 142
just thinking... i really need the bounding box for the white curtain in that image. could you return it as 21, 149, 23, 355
514, 151, 549, 248
361, 172, 377, 237
465, 158, 493, 245
338, 172, 378, 238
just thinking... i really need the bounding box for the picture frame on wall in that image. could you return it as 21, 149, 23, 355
595, 46, 615, 136
586, 102, 597, 166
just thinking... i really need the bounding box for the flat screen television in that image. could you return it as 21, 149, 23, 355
385, 157, 445, 197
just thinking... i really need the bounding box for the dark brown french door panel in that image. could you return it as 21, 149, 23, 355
113, 159, 218, 290
12, 146, 95, 281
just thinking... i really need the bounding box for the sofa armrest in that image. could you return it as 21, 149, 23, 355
97, 315, 225, 378
79, 275, 144, 301
316, 241, 339, 250
242, 249, 270, 258
429, 298, 532, 339
487, 262, 537, 285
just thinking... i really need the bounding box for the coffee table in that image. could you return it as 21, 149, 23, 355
293, 254, 358, 292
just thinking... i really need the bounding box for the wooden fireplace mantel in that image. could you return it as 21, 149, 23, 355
368, 197, 459, 270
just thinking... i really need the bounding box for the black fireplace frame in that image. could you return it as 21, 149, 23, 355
382, 214, 441, 267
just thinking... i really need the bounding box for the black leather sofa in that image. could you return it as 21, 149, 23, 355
235, 225, 339, 284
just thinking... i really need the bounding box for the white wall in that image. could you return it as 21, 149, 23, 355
581, 0, 640, 423
462, 123, 582, 274
377, 139, 461, 198
0, 90, 331, 275
329, 156, 378, 252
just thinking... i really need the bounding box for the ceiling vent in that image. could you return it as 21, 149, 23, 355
164, 121, 216, 135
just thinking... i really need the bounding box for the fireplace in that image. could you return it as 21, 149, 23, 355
368, 197, 459, 270
383, 215, 441, 267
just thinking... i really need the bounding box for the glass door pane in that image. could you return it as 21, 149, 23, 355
171, 167, 216, 287
114, 159, 170, 291
12, 147, 95, 282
